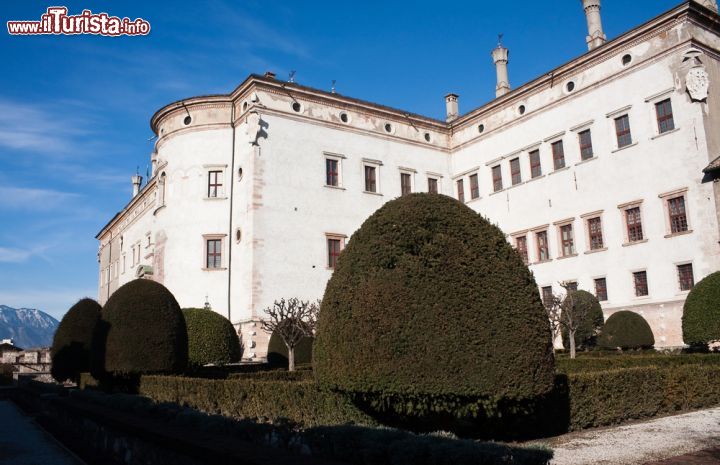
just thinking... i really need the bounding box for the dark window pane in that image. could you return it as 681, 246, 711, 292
208, 171, 223, 198
655, 99, 675, 134
326, 159, 339, 186
529, 150, 542, 178
364, 166, 376, 193
588, 217, 604, 250
428, 178, 438, 194
206, 239, 222, 268
668, 196, 688, 234
516, 236, 528, 264
633, 271, 648, 296
536, 231, 549, 261
595, 278, 608, 301
456, 179, 464, 202
401, 173, 412, 195
327, 238, 342, 268
678, 264, 694, 291
560, 224, 575, 256
469, 174, 480, 199
510, 158, 522, 185
615, 115, 633, 148
626, 207, 643, 242
492, 166, 503, 192
579, 129, 594, 160
552, 141, 565, 170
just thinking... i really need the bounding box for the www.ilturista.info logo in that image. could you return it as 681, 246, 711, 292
7, 7, 150, 36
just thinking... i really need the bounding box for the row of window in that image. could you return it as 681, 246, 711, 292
325, 155, 441, 196
456, 97, 676, 199
540, 263, 695, 305
512, 189, 690, 264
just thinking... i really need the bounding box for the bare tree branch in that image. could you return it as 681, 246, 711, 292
261, 298, 320, 371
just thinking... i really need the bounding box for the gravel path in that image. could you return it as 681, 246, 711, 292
539, 408, 720, 465
0, 400, 83, 465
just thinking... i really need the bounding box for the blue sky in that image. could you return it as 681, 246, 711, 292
0, 0, 680, 319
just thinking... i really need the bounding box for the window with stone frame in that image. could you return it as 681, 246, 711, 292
678, 263, 694, 291
510, 157, 522, 185
325, 158, 339, 186
578, 129, 594, 160
615, 114, 633, 148
655, 98, 675, 134
456, 179, 464, 202
400, 172, 412, 195
565, 281, 578, 292
326, 236, 344, 269
469, 173, 480, 199
560, 223, 575, 256
492, 165, 503, 192
541, 286, 554, 308
633, 270, 648, 297
207, 170, 223, 198
625, 207, 644, 242
667, 196, 688, 234
206, 239, 222, 269
587, 216, 604, 250
428, 177, 438, 194
515, 235, 528, 264
552, 140, 566, 170
536, 230, 550, 262
594, 277, 608, 301
529, 149, 542, 178
364, 165, 377, 193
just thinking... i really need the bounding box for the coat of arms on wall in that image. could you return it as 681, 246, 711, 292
686, 66, 710, 101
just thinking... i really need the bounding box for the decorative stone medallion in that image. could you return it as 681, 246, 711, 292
686, 66, 710, 101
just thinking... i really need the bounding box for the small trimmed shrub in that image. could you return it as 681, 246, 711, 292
561, 290, 604, 351
267, 331, 313, 368
182, 308, 241, 367
51, 298, 101, 383
683, 271, 720, 346
314, 193, 554, 403
95, 279, 188, 376
598, 311, 654, 350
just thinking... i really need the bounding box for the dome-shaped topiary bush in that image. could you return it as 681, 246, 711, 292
598, 311, 654, 350
314, 193, 555, 401
96, 279, 188, 375
51, 298, 101, 383
267, 331, 313, 368
561, 290, 604, 351
682, 271, 720, 346
182, 308, 241, 367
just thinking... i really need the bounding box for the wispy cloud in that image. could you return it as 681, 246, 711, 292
0, 186, 81, 211
0, 244, 52, 264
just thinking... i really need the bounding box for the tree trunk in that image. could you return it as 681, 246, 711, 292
569, 330, 577, 359
287, 344, 295, 372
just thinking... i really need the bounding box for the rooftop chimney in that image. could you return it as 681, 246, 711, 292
491, 38, 510, 98
582, 0, 607, 50
697, 0, 719, 12
132, 173, 143, 197
445, 93, 459, 122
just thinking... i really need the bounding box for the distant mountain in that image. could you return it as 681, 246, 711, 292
0, 305, 59, 349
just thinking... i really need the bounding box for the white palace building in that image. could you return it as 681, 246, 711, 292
98, 0, 720, 358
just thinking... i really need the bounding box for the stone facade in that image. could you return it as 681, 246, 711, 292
97, 1, 720, 358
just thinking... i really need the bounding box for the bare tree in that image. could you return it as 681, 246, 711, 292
261, 298, 320, 371
544, 282, 595, 359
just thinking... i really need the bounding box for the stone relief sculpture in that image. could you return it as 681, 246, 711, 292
686, 66, 710, 102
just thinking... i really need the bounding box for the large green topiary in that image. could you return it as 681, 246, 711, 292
182, 308, 241, 367
598, 311, 654, 350
267, 331, 313, 368
51, 298, 101, 383
96, 279, 188, 375
314, 193, 555, 401
682, 271, 720, 346
561, 290, 605, 351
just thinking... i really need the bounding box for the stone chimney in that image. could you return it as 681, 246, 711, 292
445, 93, 459, 122
132, 173, 143, 197
697, 0, 719, 12
582, 0, 607, 50
491, 40, 510, 98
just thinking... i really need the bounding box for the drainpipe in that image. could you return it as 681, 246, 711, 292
227, 103, 237, 321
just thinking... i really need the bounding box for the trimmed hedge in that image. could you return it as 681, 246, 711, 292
182, 308, 241, 367
557, 353, 720, 373
228, 369, 314, 382
683, 271, 720, 346
267, 332, 313, 368
598, 311, 654, 350
139, 375, 374, 427
51, 298, 101, 383
314, 193, 554, 401
561, 290, 604, 351
95, 279, 188, 376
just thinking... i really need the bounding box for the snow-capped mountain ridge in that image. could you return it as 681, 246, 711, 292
0, 305, 59, 348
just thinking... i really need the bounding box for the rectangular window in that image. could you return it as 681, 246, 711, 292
326, 158, 339, 186
678, 264, 694, 291
516, 236, 528, 264
560, 224, 575, 256
364, 165, 377, 193
541, 286, 554, 307
456, 179, 464, 202
206, 239, 222, 269
529, 149, 542, 178
579, 129, 594, 160
510, 158, 522, 185
668, 196, 688, 234
492, 165, 503, 192
565, 281, 578, 293
428, 177, 438, 194
400, 173, 412, 195
536, 230, 549, 262
615, 115, 632, 148
208, 170, 223, 198
469, 174, 480, 199
626, 207, 644, 242
327, 238, 342, 269
655, 99, 675, 134
552, 140, 566, 170
588, 217, 604, 250
633, 271, 648, 297
594, 278, 608, 301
